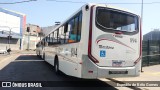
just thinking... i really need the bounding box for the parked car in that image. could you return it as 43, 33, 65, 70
0, 49, 7, 54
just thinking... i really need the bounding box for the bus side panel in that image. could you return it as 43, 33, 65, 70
45, 47, 51, 65
80, 5, 91, 55
135, 59, 141, 76
81, 55, 98, 78
80, 6, 98, 79
56, 43, 81, 78
59, 59, 78, 77
44, 46, 56, 66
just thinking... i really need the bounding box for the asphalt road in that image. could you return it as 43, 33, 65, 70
0, 53, 118, 90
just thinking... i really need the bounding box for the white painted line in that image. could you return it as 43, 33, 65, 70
13, 60, 44, 62
20, 54, 37, 55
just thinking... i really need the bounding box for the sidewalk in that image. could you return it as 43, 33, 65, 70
0, 50, 22, 70
0, 50, 36, 61
0, 50, 21, 62
104, 65, 160, 90
113, 65, 160, 81
0, 50, 36, 70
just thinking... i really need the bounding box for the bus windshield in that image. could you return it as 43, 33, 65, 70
96, 7, 139, 32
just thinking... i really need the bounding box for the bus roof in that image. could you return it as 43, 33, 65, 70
42, 3, 139, 39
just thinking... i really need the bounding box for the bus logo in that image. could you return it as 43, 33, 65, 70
2, 82, 11, 87
100, 50, 106, 57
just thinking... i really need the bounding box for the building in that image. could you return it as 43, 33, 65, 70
143, 29, 160, 41
23, 24, 41, 50
0, 7, 26, 50
41, 25, 57, 36
23, 24, 58, 50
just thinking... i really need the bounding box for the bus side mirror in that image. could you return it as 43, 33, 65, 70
45, 42, 48, 47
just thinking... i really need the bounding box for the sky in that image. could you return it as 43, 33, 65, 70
0, 0, 160, 35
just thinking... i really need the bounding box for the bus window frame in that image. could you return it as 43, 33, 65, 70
95, 7, 139, 35
44, 11, 82, 46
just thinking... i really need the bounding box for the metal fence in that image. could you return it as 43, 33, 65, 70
142, 40, 160, 66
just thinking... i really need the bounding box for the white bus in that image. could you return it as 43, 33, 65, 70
36, 3, 142, 79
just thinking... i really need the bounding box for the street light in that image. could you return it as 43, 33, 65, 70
26, 27, 30, 50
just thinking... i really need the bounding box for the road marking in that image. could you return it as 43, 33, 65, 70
13, 60, 44, 62
20, 53, 37, 55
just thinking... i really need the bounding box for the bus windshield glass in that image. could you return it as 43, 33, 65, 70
96, 7, 139, 32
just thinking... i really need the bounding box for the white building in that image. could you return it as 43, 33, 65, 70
0, 7, 26, 50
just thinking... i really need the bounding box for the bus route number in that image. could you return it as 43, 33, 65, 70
71, 48, 77, 57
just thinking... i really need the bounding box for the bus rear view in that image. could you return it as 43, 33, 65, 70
83, 4, 141, 78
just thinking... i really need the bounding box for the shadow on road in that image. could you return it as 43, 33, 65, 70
0, 55, 118, 90
15, 55, 42, 61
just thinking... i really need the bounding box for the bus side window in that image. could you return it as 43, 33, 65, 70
42, 39, 45, 48
49, 33, 53, 45
52, 32, 54, 43
64, 23, 68, 43
68, 12, 82, 43
68, 19, 76, 43
57, 29, 60, 43
59, 26, 65, 44
66, 23, 71, 43
77, 12, 82, 42
47, 34, 50, 45
54, 30, 57, 43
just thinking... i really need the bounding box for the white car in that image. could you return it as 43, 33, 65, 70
0, 49, 7, 54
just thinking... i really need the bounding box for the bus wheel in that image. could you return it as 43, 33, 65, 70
43, 53, 45, 60
37, 52, 40, 57
54, 57, 59, 74
38, 52, 40, 57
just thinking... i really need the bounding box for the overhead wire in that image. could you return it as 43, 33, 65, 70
47, 0, 160, 4
0, 0, 37, 4
47, 0, 85, 3
1, 0, 160, 5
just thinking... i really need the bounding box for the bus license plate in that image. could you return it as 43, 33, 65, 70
109, 71, 128, 74
112, 60, 124, 67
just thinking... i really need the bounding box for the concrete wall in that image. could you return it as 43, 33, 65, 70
23, 35, 37, 50
0, 38, 20, 50
22, 24, 41, 50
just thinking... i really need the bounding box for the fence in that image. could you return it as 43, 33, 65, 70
142, 40, 160, 66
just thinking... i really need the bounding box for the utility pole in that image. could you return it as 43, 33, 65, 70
141, 0, 144, 72
27, 27, 30, 50
141, 0, 143, 23
8, 28, 11, 49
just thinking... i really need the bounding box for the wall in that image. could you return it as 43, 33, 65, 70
0, 8, 26, 50
0, 38, 20, 50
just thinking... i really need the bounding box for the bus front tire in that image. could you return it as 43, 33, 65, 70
54, 59, 59, 74
43, 53, 45, 60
